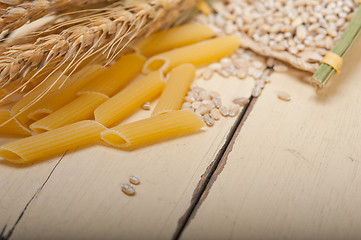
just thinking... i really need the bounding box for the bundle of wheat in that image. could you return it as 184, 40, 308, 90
0, 0, 201, 103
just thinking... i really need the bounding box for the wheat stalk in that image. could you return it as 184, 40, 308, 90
0, 0, 117, 35
0, 0, 200, 103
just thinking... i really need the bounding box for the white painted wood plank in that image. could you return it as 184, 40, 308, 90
4, 74, 255, 240
181, 39, 361, 239
0, 151, 61, 238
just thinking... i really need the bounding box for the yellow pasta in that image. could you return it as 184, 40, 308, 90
27, 64, 104, 121
0, 81, 23, 106
0, 109, 31, 136
30, 92, 109, 133
78, 53, 146, 96
95, 71, 165, 127
196, 1, 212, 15
101, 110, 205, 148
0, 120, 106, 164
135, 23, 215, 57
143, 36, 241, 73
152, 63, 195, 116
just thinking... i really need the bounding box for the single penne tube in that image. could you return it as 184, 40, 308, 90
143, 36, 241, 73
0, 120, 106, 164
0, 109, 31, 136
78, 53, 146, 96
94, 71, 165, 127
135, 23, 215, 57
101, 110, 205, 148
152, 63, 195, 116
27, 64, 104, 121
29, 92, 109, 133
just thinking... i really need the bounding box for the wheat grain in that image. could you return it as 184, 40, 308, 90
121, 183, 136, 196
277, 91, 291, 101
129, 175, 140, 185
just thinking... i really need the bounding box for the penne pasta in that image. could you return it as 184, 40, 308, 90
143, 36, 241, 73
0, 120, 107, 164
94, 71, 165, 127
152, 63, 195, 115
30, 92, 109, 133
101, 110, 205, 148
135, 23, 215, 57
0, 109, 31, 136
27, 64, 104, 121
78, 53, 146, 96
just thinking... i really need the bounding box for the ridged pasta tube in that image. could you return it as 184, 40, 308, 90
94, 71, 165, 127
101, 110, 205, 149
0, 120, 106, 164
152, 63, 195, 115
143, 36, 241, 73
78, 53, 146, 96
29, 92, 109, 133
135, 23, 215, 57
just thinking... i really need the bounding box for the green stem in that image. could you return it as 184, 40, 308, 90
313, 6, 361, 88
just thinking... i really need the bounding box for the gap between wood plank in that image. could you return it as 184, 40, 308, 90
0, 154, 65, 240
173, 95, 258, 240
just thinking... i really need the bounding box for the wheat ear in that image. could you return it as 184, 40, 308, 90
0, 0, 117, 35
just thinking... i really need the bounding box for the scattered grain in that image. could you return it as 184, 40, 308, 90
202, 69, 213, 80
141, 102, 151, 110
229, 104, 240, 117
232, 97, 249, 106
203, 113, 215, 126
210, 108, 221, 120
121, 183, 136, 196
277, 91, 291, 101
184, 96, 195, 103
213, 97, 222, 109
191, 101, 201, 109
129, 176, 140, 185
252, 86, 262, 97
219, 106, 229, 117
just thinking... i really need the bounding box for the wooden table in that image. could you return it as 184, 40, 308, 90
1, 39, 361, 240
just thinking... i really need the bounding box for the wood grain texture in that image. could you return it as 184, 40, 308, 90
0, 151, 62, 238
0, 73, 256, 239
181, 40, 361, 240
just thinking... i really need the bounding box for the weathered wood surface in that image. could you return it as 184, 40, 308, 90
0, 74, 255, 239
181, 39, 361, 239
2, 33, 361, 240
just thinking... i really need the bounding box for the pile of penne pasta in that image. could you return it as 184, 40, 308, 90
0, 23, 241, 164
